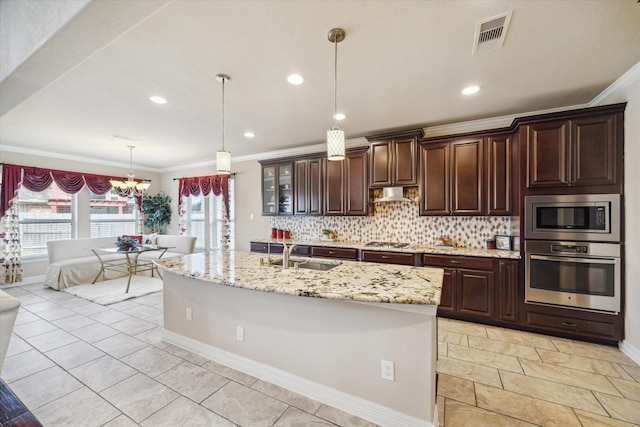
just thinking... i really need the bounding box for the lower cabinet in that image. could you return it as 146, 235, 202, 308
311, 246, 358, 260
250, 242, 310, 256
360, 250, 417, 265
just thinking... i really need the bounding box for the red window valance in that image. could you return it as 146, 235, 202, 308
178, 175, 230, 219
1, 163, 142, 217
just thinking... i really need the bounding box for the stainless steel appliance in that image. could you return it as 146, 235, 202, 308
525, 240, 621, 313
524, 194, 620, 242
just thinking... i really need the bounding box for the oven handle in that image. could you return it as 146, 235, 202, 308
530, 254, 617, 264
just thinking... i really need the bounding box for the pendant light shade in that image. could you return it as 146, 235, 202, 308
216, 73, 232, 175
327, 28, 346, 161
109, 145, 151, 196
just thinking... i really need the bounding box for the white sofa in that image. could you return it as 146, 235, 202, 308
0, 289, 20, 375
44, 235, 196, 290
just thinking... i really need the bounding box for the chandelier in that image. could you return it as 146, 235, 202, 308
216, 73, 232, 175
327, 28, 346, 161
109, 145, 151, 196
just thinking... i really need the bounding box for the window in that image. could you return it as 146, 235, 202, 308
90, 189, 139, 237
182, 179, 234, 250
17, 183, 76, 257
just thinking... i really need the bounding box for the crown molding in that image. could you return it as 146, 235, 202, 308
590, 60, 640, 106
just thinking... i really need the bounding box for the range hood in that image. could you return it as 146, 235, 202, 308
374, 186, 414, 203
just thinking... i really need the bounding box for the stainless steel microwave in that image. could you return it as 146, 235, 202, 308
524, 194, 620, 242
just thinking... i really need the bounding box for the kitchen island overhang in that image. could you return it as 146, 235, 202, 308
155, 251, 443, 427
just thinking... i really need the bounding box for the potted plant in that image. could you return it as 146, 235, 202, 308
141, 192, 172, 234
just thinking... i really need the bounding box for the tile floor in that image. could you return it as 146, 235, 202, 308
1, 283, 639, 426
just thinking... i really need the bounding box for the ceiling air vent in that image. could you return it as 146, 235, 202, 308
472, 11, 512, 54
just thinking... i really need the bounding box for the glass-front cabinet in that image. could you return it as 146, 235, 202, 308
261, 162, 293, 215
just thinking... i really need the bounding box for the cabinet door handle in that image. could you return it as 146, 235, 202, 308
562, 321, 577, 327
328, 251, 336, 255
450, 260, 461, 264
381, 256, 390, 259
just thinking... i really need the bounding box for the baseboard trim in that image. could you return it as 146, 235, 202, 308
162, 329, 435, 427
620, 340, 640, 366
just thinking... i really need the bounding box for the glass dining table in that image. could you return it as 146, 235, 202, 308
86, 245, 173, 293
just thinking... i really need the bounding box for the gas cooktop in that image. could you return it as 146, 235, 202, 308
365, 242, 410, 249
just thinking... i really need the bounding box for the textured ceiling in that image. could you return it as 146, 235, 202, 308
1, 0, 639, 171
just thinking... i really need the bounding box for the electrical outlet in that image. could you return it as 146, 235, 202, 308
236, 326, 244, 342
381, 359, 395, 381
185, 307, 192, 321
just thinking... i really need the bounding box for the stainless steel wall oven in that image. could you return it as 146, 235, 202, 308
525, 240, 621, 313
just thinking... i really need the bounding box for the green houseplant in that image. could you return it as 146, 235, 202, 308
141, 192, 172, 233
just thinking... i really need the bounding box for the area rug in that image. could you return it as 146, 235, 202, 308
63, 276, 163, 305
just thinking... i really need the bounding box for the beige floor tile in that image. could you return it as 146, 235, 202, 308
73, 302, 111, 316
33, 386, 121, 427
439, 330, 468, 346
120, 345, 183, 378
90, 309, 133, 325
10, 366, 83, 410
123, 304, 162, 319
22, 300, 62, 313
468, 335, 541, 361
71, 322, 120, 343
621, 364, 640, 382
13, 318, 58, 338
608, 377, 640, 401
45, 340, 105, 370
134, 326, 170, 349
109, 316, 156, 335
201, 381, 288, 427
444, 399, 538, 427
2, 348, 55, 383
574, 409, 640, 427
155, 361, 229, 403
70, 355, 138, 392
500, 370, 608, 416
594, 391, 640, 424
51, 313, 98, 331
437, 373, 476, 406
552, 339, 637, 366
140, 395, 235, 427
438, 342, 447, 357
475, 383, 582, 426
26, 328, 79, 352
164, 344, 210, 366
108, 300, 141, 311
93, 333, 149, 358
437, 356, 502, 388
202, 359, 259, 387
273, 406, 336, 426
102, 414, 139, 427
56, 296, 93, 309
448, 343, 523, 373
438, 318, 488, 338
538, 349, 636, 380
36, 306, 76, 321
485, 327, 557, 350
100, 373, 179, 423
13, 309, 40, 326
252, 380, 322, 414
520, 358, 623, 395
315, 404, 380, 426
5, 334, 32, 357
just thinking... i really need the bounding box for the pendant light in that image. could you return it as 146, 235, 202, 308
327, 28, 346, 161
109, 145, 151, 196
216, 73, 232, 175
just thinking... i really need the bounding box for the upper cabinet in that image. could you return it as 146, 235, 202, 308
487, 134, 514, 215
260, 161, 294, 216
366, 129, 424, 188
294, 158, 323, 216
520, 103, 624, 193
325, 149, 369, 216
419, 138, 485, 216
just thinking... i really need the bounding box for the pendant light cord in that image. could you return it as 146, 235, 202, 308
221, 79, 226, 151
333, 37, 338, 128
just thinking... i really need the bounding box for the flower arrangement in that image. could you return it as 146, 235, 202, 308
116, 236, 139, 251
322, 229, 336, 240
437, 236, 452, 246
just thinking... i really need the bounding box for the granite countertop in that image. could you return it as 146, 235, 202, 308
251, 238, 521, 259
154, 250, 444, 305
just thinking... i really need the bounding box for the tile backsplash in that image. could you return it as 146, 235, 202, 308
269, 191, 514, 249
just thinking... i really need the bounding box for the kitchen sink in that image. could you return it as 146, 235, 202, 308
268, 258, 340, 271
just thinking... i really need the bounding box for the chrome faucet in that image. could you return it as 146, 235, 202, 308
266, 235, 273, 266
282, 241, 297, 269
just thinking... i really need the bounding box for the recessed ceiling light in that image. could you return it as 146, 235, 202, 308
149, 96, 168, 104
287, 74, 304, 85
461, 86, 480, 95
244, 131, 255, 138
333, 113, 346, 121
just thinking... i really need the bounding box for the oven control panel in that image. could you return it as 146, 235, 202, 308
551, 244, 589, 254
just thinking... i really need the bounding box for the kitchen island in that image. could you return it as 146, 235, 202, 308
155, 250, 443, 427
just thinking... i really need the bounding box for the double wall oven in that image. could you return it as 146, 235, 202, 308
524, 194, 622, 314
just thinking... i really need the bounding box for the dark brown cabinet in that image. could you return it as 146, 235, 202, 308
367, 129, 423, 188
250, 242, 310, 256
294, 158, 323, 215
419, 138, 484, 215
260, 162, 294, 216
423, 255, 494, 319
311, 246, 358, 260
361, 250, 417, 265
524, 111, 620, 190
497, 259, 518, 323
487, 134, 513, 215
325, 149, 368, 216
